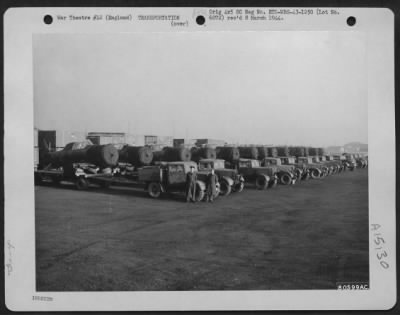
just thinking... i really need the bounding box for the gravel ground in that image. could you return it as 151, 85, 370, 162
36, 168, 369, 291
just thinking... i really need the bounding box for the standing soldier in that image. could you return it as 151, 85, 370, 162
206, 168, 218, 202
186, 165, 197, 202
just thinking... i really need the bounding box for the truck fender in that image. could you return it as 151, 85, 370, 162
221, 176, 234, 187
196, 180, 206, 191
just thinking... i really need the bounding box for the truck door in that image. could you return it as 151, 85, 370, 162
168, 164, 186, 186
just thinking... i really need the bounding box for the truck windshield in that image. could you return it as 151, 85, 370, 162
251, 160, 260, 167
199, 162, 212, 170
239, 161, 249, 168
214, 161, 224, 169
264, 159, 277, 165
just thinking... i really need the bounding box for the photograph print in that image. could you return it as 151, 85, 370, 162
33, 30, 369, 291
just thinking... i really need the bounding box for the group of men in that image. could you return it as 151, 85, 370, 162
185, 166, 218, 203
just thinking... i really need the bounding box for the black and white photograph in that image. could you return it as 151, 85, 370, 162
4, 7, 396, 311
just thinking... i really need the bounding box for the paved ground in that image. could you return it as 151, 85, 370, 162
36, 168, 369, 291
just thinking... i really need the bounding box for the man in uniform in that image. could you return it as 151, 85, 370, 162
206, 168, 218, 202
186, 165, 197, 202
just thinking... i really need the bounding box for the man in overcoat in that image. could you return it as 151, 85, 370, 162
186, 165, 197, 202
206, 168, 218, 202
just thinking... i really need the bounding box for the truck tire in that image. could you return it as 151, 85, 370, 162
280, 173, 292, 185
255, 174, 269, 190
219, 179, 232, 196
310, 169, 320, 179
233, 182, 244, 193
76, 177, 89, 190
148, 182, 161, 198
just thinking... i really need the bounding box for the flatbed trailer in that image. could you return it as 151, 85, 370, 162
34, 164, 114, 190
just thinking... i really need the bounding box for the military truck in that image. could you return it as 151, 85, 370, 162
341, 154, 357, 171
235, 158, 278, 189
332, 155, 352, 171
198, 158, 245, 196
296, 157, 326, 179
310, 156, 331, 176
277, 156, 310, 180
352, 153, 368, 168
324, 155, 344, 173
261, 157, 298, 185
138, 161, 212, 200
320, 155, 345, 174
279, 156, 310, 180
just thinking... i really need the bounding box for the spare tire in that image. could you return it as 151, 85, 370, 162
191, 147, 217, 162
86, 144, 119, 167
162, 147, 191, 162
119, 146, 153, 166
216, 147, 240, 162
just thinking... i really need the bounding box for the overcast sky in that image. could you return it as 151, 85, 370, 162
33, 31, 367, 146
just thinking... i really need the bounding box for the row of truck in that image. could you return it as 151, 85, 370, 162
34, 141, 368, 201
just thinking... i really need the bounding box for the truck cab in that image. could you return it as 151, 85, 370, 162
341, 154, 357, 171
296, 157, 325, 179
236, 158, 278, 189
278, 156, 309, 180
198, 159, 245, 195
139, 161, 208, 200
262, 157, 298, 185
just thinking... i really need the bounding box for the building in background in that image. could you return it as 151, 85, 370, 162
173, 138, 197, 148
87, 132, 126, 145
325, 146, 345, 155
195, 139, 226, 148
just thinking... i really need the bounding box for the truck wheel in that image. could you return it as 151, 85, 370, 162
148, 182, 161, 198
255, 175, 269, 190
310, 169, 320, 179
233, 182, 244, 193
219, 180, 232, 196
280, 173, 292, 185
76, 178, 89, 190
